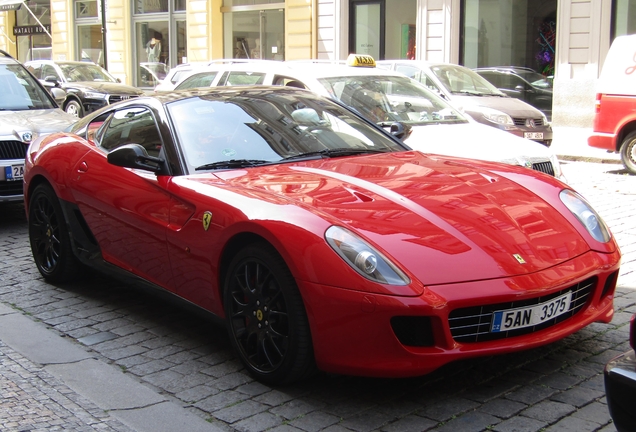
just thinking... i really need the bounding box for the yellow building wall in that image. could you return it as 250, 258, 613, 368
0, 11, 18, 56
286, 0, 314, 60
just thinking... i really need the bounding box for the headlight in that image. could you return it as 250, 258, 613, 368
325, 226, 410, 286
84, 91, 108, 100
476, 107, 514, 126
559, 190, 611, 243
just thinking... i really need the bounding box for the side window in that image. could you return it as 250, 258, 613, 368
396, 64, 441, 93
41, 65, 60, 81
479, 72, 501, 87
225, 71, 266, 85
26, 64, 41, 79
99, 107, 163, 157
177, 72, 218, 90
272, 75, 308, 89
509, 75, 526, 90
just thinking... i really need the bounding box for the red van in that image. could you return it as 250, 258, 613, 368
588, 34, 636, 174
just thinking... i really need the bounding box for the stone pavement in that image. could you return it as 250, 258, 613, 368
1, 138, 635, 432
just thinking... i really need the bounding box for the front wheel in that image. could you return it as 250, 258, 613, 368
28, 184, 82, 282
223, 242, 315, 385
620, 131, 636, 174
65, 100, 84, 118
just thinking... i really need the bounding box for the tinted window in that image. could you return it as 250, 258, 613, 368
225, 71, 266, 86
99, 107, 163, 157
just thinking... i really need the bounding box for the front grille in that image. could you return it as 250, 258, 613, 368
512, 117, 544, 127
448, 277, 596, 343
531, 161, 555, 176
0, 140, 27, 160
108, 94, 140, 104
0, 179, 24, 196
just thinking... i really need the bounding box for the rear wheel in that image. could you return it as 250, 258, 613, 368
620, 131, 636, 174
223, 242, 315, 385
28, 184, 82, 282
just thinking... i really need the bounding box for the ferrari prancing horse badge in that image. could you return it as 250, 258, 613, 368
202, 211, 213, 231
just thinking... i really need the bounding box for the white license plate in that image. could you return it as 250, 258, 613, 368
524, 132, 544, 140
491, 292, 572, 333
4, 164, 24, 181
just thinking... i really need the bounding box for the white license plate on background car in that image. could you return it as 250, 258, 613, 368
524, 132, 544, 140
4, 164, 24, 181
491, 292, 572, 332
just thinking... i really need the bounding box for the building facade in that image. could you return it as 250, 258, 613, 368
0, 0, 633, 127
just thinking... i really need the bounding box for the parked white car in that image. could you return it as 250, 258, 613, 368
173, 56, 564, 181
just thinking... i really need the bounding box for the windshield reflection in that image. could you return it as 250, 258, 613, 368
167, 89, 407, 171
317, 75, 467, 126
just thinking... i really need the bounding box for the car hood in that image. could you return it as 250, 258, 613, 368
0, 109, 77, 136
208, 151, 589, 286
451, 94, 542, 116
65, 81, 144, 95
404, 122, 554, 165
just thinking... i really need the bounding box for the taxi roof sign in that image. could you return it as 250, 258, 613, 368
347, 54, 376, 68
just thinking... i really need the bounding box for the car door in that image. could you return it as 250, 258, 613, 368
69, 106, 175, 290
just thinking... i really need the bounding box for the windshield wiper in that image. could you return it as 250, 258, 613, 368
195, 159, 270, 171
283, 148, 386, 161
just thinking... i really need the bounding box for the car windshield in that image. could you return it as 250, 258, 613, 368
316, 75, 467, 126
430, 65, 506, 96
59, 63, 117, 83
142, 62, 168, 80
167, 89, 407, 171
0, 64, 56, 110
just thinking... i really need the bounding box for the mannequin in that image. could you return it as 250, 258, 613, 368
146, 37, 161, 62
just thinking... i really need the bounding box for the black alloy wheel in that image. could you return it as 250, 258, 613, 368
620, 131, 636, 175
28, 184, 82, 282
224, 243, 315, 385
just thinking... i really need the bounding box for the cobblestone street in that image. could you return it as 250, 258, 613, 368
1, 160, 635, 432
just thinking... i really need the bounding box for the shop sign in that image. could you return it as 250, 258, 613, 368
13, 25, 51, 35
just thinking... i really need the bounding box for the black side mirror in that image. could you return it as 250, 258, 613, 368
389, 122, 412, 140
44, 75, 60, 86
107, 144, 164, 173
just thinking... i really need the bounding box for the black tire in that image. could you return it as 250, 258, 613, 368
223, 242, 315, 385
64, 99, 83, 118
28, 184, 82, 282
620, 131, 636, 175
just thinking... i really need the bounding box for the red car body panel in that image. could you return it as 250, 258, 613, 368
588, 94, 636, 151
24, 125, 621, 378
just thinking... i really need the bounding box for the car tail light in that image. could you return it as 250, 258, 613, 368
630, 314, 635, 350
594, 93, 602, 113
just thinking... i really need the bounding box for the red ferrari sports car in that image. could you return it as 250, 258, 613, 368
24, 86, 621, 385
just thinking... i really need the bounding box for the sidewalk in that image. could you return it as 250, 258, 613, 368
551, 126, 622, 164
0, 303, 222, 432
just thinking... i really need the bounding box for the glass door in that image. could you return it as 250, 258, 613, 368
349, 0, 385, 59
223, 8, 285, 60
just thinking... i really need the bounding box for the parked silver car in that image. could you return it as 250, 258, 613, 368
377, 60, 553, 147
0, 50, 77, 202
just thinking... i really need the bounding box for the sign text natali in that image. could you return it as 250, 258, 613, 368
13, 25, 51, 35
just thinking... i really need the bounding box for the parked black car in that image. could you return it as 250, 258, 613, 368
473, 67, 553, 121
25, 60, 144, 118
604, 314, 636, 432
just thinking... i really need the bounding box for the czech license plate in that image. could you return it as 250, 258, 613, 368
524, 132, 544, 140
4, 164, 24, 181
491, 292, 572, 333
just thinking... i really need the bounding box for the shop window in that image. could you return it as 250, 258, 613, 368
612, 0, 636, 39
461, 0, 557, 77
222, 6, 285, 60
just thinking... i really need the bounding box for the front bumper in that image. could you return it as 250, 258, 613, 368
301, 249, 620, 378
605, 350, 636, 432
